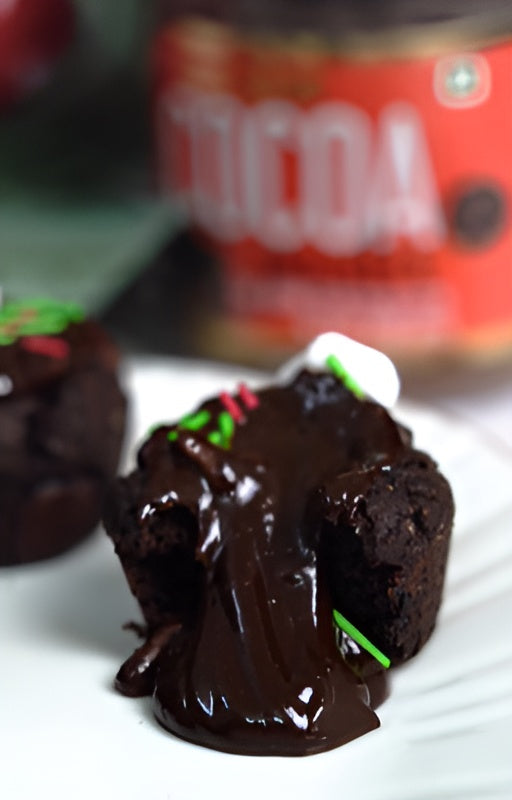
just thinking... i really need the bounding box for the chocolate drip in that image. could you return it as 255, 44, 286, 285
107, 371, 408, 755
116, 622, 182, 697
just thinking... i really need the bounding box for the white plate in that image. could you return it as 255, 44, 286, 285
2, 358, 512, 800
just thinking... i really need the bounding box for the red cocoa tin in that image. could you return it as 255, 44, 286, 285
152, 6, 512, 361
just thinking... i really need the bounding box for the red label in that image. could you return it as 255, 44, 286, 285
153, 20, 512, 352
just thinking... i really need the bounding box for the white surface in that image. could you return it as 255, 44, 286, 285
404, 360, 512, 452
2, 358, 512, 800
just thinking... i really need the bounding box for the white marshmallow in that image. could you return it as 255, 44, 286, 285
276, 331, 400, 408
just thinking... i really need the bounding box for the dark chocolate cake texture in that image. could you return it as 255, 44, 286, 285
104, 334, 454, 756
0, 298, 126, 565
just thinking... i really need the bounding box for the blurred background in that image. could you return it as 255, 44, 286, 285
0, 0, 511, 438
0, 1, 174, 322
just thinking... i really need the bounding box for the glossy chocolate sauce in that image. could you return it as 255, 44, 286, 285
113, 371, 407, 755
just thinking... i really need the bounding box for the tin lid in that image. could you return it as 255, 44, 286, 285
233, 0, 512, 56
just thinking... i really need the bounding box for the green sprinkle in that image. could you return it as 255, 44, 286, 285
207, 430, 223, 446
333, 609, 390, 669
162, 408, 235, 450
325, 354, 364, 399
179, 410, 211, 431
0, 298, 85, 345
207, 411, 236, 449
208, 412, 235, 449
218, 411, 235, 439
163, 409, 211, 445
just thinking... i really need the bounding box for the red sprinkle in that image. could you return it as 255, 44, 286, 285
238, 382, 259, 410
21, 336, 70, 360
219, 391, 245, 423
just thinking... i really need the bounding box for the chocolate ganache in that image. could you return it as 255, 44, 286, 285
105, 368, 453, 755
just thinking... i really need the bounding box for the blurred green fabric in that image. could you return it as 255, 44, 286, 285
0, 0, 178, 313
